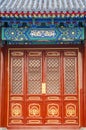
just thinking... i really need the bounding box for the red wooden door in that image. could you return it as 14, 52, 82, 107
8, 49, 79, 125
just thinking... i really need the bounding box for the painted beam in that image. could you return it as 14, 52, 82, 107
2, 27, 84, 43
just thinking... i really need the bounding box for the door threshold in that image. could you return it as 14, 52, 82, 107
7, 125, 80, 130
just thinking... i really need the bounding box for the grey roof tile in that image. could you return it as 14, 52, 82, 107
0, 0, 85, 13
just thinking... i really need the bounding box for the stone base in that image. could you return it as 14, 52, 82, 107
80, 128, 86, 130
0, 127, 85, 130
0, 128, 7, 130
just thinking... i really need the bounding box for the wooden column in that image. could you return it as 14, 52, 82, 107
84, 41, 86, 126
0, 45, 4, 126
0, 46, 1, 126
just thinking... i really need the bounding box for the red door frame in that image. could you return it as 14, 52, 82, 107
0, 46, 2, 126
0, 44, 85, 128
84, 42, 86, 126
0, 46, 4, 126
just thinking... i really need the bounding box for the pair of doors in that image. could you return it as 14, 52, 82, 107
8, 49, 79, 125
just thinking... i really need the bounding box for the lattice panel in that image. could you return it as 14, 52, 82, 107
46, 57, 60, 94
64, 57, 77, 94
11, 57, 24, 94
28, 57, 42, 94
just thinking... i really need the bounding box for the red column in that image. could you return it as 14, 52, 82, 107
0, 45, 4, 126
0, 46, 1, 126
0, 44, 8, 127
84, 41, 86, 126
0, 45, 3, 126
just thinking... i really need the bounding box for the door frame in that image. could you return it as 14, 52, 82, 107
0, 44, 84, 129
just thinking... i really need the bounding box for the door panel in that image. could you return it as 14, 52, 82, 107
8, 49, 79, 125
9, 51, 25, 124
26, 51, 43, 124
44, 51, 62, 124
63, 51, 79, 124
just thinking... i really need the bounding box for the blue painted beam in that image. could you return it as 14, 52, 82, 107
0, 17, 86, 23
2, 27, 84, 42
